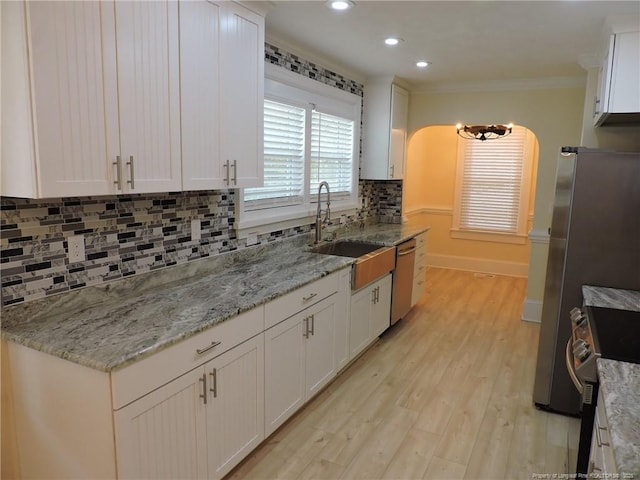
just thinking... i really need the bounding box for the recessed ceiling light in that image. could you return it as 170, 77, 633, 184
384, 37, 402, 46
327, 0, 354, 11
416, 61, 430, 68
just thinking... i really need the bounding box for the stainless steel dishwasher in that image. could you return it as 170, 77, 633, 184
391, 238, 416, 324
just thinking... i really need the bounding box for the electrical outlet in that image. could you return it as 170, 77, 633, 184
68, 235, 85, 263
191, 219, 201, 241
246, 233, 258, 246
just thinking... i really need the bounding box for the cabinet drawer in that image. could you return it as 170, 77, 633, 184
111, 306, 264, 409
265, 270, 341, 329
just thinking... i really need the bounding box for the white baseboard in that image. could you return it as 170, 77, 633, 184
426, 253, 529, 278
522, 298, 543, 323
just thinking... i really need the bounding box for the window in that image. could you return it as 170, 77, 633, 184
452, 126, 535, 244
238, 64, 361, 236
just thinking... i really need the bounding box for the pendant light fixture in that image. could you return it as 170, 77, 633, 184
456, 123, 513, 141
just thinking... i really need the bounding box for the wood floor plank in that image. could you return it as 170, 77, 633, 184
382, 427, 440, 480
225, 268, 580, 480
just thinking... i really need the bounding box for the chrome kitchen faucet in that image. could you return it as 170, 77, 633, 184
315, 181, 331, 244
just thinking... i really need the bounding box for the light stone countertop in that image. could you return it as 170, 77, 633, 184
582, 286, 640, 311
596, 358, 640, 476
1, 221, 430, 372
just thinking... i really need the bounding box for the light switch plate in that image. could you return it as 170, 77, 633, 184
191, 219, 201, 241
68, 235, 85, 263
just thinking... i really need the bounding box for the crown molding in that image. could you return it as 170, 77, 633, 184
265, 32, 367, 85
410, 75, 587, 94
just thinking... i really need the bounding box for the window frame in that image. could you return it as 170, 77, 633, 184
451, 126, 535, 245
236, 64, 361, 238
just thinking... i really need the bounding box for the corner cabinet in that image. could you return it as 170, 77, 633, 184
361, 81, 409, 180
1, 0, 265, 198
593, 31, 640, 126
180, 1, 264, 190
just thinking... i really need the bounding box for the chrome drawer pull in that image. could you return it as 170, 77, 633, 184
231, 160, 237, 185
196, 340, 221, 355
303, 292, 317, 302
310, 314, 315, 336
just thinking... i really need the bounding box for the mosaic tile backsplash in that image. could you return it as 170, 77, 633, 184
0, 44, 402, 307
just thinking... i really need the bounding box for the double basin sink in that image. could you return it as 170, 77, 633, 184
310, 240, 396, 291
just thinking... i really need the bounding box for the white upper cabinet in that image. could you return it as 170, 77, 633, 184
181, 1, 265, 190
180, 1, 223, 190
1, 0, 265, 198
361, 80, 409, 180
594, 31, 640, 126
219, 2, 265, 188
2, 1, 116, 198
114, 1, 182, 193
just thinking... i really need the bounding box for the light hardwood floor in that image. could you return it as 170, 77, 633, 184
228, 268, 580, 480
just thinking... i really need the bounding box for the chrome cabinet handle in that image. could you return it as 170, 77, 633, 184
390, 164, 395, 178
303, 317, 309, 338
397, 247, 416, 256
224, 160, 230, 186
113, 156, 123, 189
126, 155, 135, 189
209, 368, 217, 398
303, 292, 317, 302
196, 340, 221, 355
310, 314, 314, 336
231, 160, 237, 185
199, 373, 207, 405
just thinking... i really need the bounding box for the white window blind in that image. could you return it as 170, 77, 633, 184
310, 110, 354, 198
244, 100, 305, 205
458, 127, 527, 233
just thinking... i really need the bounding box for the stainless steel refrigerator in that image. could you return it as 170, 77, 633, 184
533, 147, 640, 415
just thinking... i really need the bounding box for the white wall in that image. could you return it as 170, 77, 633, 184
407, 85, 585, 320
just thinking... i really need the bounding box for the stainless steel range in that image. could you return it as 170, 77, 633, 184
566, 304, 640, 476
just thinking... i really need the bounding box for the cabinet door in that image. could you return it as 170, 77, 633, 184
349, 285, 373, 359
27, 1, 117, 197
219, 2, 264, 188
115, 0, 182, 193
264, 314, 305, 436
371, 274, 392, 338
114, 367, 208, 479
180, 0, 224, 190
305, 295, 337, 399
206, 334, 264, 480
389, 85, 409, 179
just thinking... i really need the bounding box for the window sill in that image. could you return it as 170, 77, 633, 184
237, 200, 358, 238
450, 228, 528, 245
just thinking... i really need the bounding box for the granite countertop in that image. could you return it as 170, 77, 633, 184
583, 285, 640, 311
1, 221, 430, 373
596, 358, 640, 476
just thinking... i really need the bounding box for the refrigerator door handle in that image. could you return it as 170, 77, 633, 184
565, 337, 584, 395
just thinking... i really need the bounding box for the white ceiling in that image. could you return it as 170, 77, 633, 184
265, 1, 640, 89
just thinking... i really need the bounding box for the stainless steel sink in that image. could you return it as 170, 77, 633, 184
311, 241, 396, 290
310, 240, 384, 257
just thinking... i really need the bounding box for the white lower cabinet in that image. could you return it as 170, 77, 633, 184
588, 388, 618, 476
264, 294, 337, 436
349, 274, 392, 359
115, 334, 264, 480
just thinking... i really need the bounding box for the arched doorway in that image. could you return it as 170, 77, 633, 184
403, 124, 539, 278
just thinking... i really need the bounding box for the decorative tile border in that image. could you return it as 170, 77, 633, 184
0, 44, 402, 307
